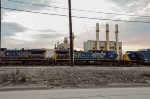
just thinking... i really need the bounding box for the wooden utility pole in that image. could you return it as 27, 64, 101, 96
68, 0, 73, 67
0, 1, 1, 63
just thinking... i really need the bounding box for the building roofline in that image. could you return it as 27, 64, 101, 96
85, 40, 122, 43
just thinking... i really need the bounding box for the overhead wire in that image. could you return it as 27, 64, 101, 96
5, 0, 150, 18
82, 20, 92, 39
2, 7, 150, 24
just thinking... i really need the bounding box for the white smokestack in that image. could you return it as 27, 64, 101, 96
106, 24, 109, 51
64, 37, 68, 44
96, 23, 100, 50
115, 24, 119, 55
57, 42, 59, 47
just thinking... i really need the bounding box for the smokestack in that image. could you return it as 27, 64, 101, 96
115, 24, 119, 55
64, 37, 68, 44
96, 23, 100, 50
106, 24, 109, 51
54, 44, 56, 49
57, 42, 59, 47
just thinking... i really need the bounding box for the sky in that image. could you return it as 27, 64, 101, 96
1, 0, 150, 51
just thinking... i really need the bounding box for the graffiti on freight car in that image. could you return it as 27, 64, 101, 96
5, 50, 21, 57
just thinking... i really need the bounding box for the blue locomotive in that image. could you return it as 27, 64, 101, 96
74, 50, 118, 59
74, 50, 118, 65
54, 49, 119, 65
54, 49, 150, 66
0, 48, 46, 66
123, 49, 150, 65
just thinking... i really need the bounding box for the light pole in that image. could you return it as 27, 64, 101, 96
68, 0, 73, 67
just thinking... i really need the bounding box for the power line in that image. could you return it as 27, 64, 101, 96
2, 7, 150, 24
6, 0, 150, 18
82, 20, 92, 39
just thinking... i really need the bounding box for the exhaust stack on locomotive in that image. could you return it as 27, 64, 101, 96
106, 24, 109, 51
96, 23, 100, 50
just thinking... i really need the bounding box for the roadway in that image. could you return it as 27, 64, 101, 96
0, 87, 150, 99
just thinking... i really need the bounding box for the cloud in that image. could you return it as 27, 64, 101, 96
2, 27, 67, 49
2, 0, 53, 11
119, 17, 150, 33
1, 22, 27, 37
35, 29, 67, 39
1, 0, 54, 19
35, 33, 66, 39
96, 0, 150, 50
110, 0, 150, 13
37, 29, 57, 33
2, 33, 65, 49
1, 9, 6, 20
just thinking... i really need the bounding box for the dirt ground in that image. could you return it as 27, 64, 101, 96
0, 66, 150, 89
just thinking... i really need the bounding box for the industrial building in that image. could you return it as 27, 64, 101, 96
84, 40, 122, 51
54, 23, 122, 59
55, 33, 75, 50
55, 37, 69, 50
84, 23, 122, 59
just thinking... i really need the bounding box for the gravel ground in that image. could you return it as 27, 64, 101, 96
0, 66, 150, 89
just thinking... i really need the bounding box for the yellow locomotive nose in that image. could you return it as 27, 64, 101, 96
123, 54, 130, 61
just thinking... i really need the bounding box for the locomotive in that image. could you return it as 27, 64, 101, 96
0, 48, 150, 66
54, 49, 150, 66
0, 48, 46, 66
54, 49, 119, 65
123, 50, 150, 65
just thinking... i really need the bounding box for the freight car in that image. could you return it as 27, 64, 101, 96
0, 48, 46, 66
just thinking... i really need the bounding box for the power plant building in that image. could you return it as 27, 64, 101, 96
84, 40, 122, 54
55, 33, 75, 50
84, 23, 122, 59
55, 37, 69, 50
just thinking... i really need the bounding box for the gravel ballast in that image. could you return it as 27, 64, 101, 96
0, 66, 150, 89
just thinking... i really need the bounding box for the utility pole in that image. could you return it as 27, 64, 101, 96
68, 0, 73, 67
0, 1, 1, 64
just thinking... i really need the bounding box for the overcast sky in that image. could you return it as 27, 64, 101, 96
1, 0, 150, 51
